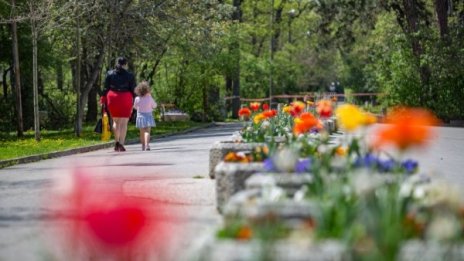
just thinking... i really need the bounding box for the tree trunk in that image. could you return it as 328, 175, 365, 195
86, 80, 98, 122
435, 0, 449, 39
2, 66, 12, 100
56, 61, 63, 90
402, 0, 431, 106
231, 0, 242, 119
75, 1, 82, 136
11, 0, 23, 137
269, 0, 275, 106
32, 19, 40, 141
77, 52, 105, 135
225, 75, 232, 116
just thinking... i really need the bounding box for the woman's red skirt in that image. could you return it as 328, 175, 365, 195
107, 90, 133, 118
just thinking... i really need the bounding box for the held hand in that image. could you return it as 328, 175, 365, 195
99, 96, 107, 105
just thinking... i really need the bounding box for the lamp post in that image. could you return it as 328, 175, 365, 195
287, 9, 296, 43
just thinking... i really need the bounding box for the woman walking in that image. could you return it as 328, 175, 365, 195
100, 57, 136, 152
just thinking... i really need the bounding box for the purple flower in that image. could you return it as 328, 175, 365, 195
310, 128, 319, 134
402, 159, 418, 174
295, 158, 312, 173
264, 158, 276, 172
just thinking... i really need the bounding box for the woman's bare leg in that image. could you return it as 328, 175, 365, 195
112, 117, 121, 143
118, 118, 129, 145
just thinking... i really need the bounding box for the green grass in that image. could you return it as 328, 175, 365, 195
0, 121, 209, 161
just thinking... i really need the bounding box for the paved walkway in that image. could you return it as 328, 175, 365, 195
0, 122, 242, 261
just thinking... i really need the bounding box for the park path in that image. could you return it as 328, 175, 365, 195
0, 122, 242, 261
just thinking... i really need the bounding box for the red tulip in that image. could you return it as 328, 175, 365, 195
262, 103, 269, 111
249, 102, 261, 111
49, 169, 173, 260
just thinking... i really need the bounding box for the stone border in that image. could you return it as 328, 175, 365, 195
0, 122, 216, 169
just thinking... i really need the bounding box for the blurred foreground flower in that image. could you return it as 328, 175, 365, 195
49, 169, 173, 260
336, 104, 368, 132
373, 107, 439, 151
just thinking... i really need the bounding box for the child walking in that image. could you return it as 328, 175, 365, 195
133, 81, 157, 151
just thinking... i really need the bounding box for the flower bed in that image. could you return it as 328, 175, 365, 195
205, 102, 461, 260
208, 141, 266, 179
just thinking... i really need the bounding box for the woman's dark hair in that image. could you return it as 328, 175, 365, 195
115, 57, 127, 72
135, 81, 151, 96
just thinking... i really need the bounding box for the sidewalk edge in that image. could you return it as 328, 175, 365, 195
0, 122, 216, 169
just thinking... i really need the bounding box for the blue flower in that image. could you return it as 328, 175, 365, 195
378, 159, 395, 172
264, 158, 276, 172
295, 158, 312, 173
354, 154, 379, 168
402, 159, 418, 174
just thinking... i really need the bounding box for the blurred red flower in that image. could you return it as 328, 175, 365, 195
262, 103, 269, 111
50, 169, 172, 260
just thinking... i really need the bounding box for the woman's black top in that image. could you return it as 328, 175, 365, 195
102, 69, 136, 96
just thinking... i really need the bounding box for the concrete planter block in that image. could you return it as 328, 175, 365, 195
215, 161, 266, 213
224, 193, 319, 223
246, 173, 313, 197
209, 141, 266, 179
195, 238, 350, 261
399, 240, 464, 261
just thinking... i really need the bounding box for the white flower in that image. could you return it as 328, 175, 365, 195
231, 131, 243, 142
419, 181, 462, 209
261, 120, 270, 129
426, 214, 460, 241
273, 148, 298, 172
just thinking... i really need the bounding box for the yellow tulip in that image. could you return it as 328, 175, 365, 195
335, 104, 366, 132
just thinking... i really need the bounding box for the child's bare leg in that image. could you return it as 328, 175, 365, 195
144, 127, 151, 148
139, 128, 145, 150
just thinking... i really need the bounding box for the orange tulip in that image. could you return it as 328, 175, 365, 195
250, 102, 261, 111
236, 225, 253, 240
263, 109, 277, 118
293, 112, 318, 135
316, 99, 333, 118
238, 107, 251, 118
373, 107, 439, 151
